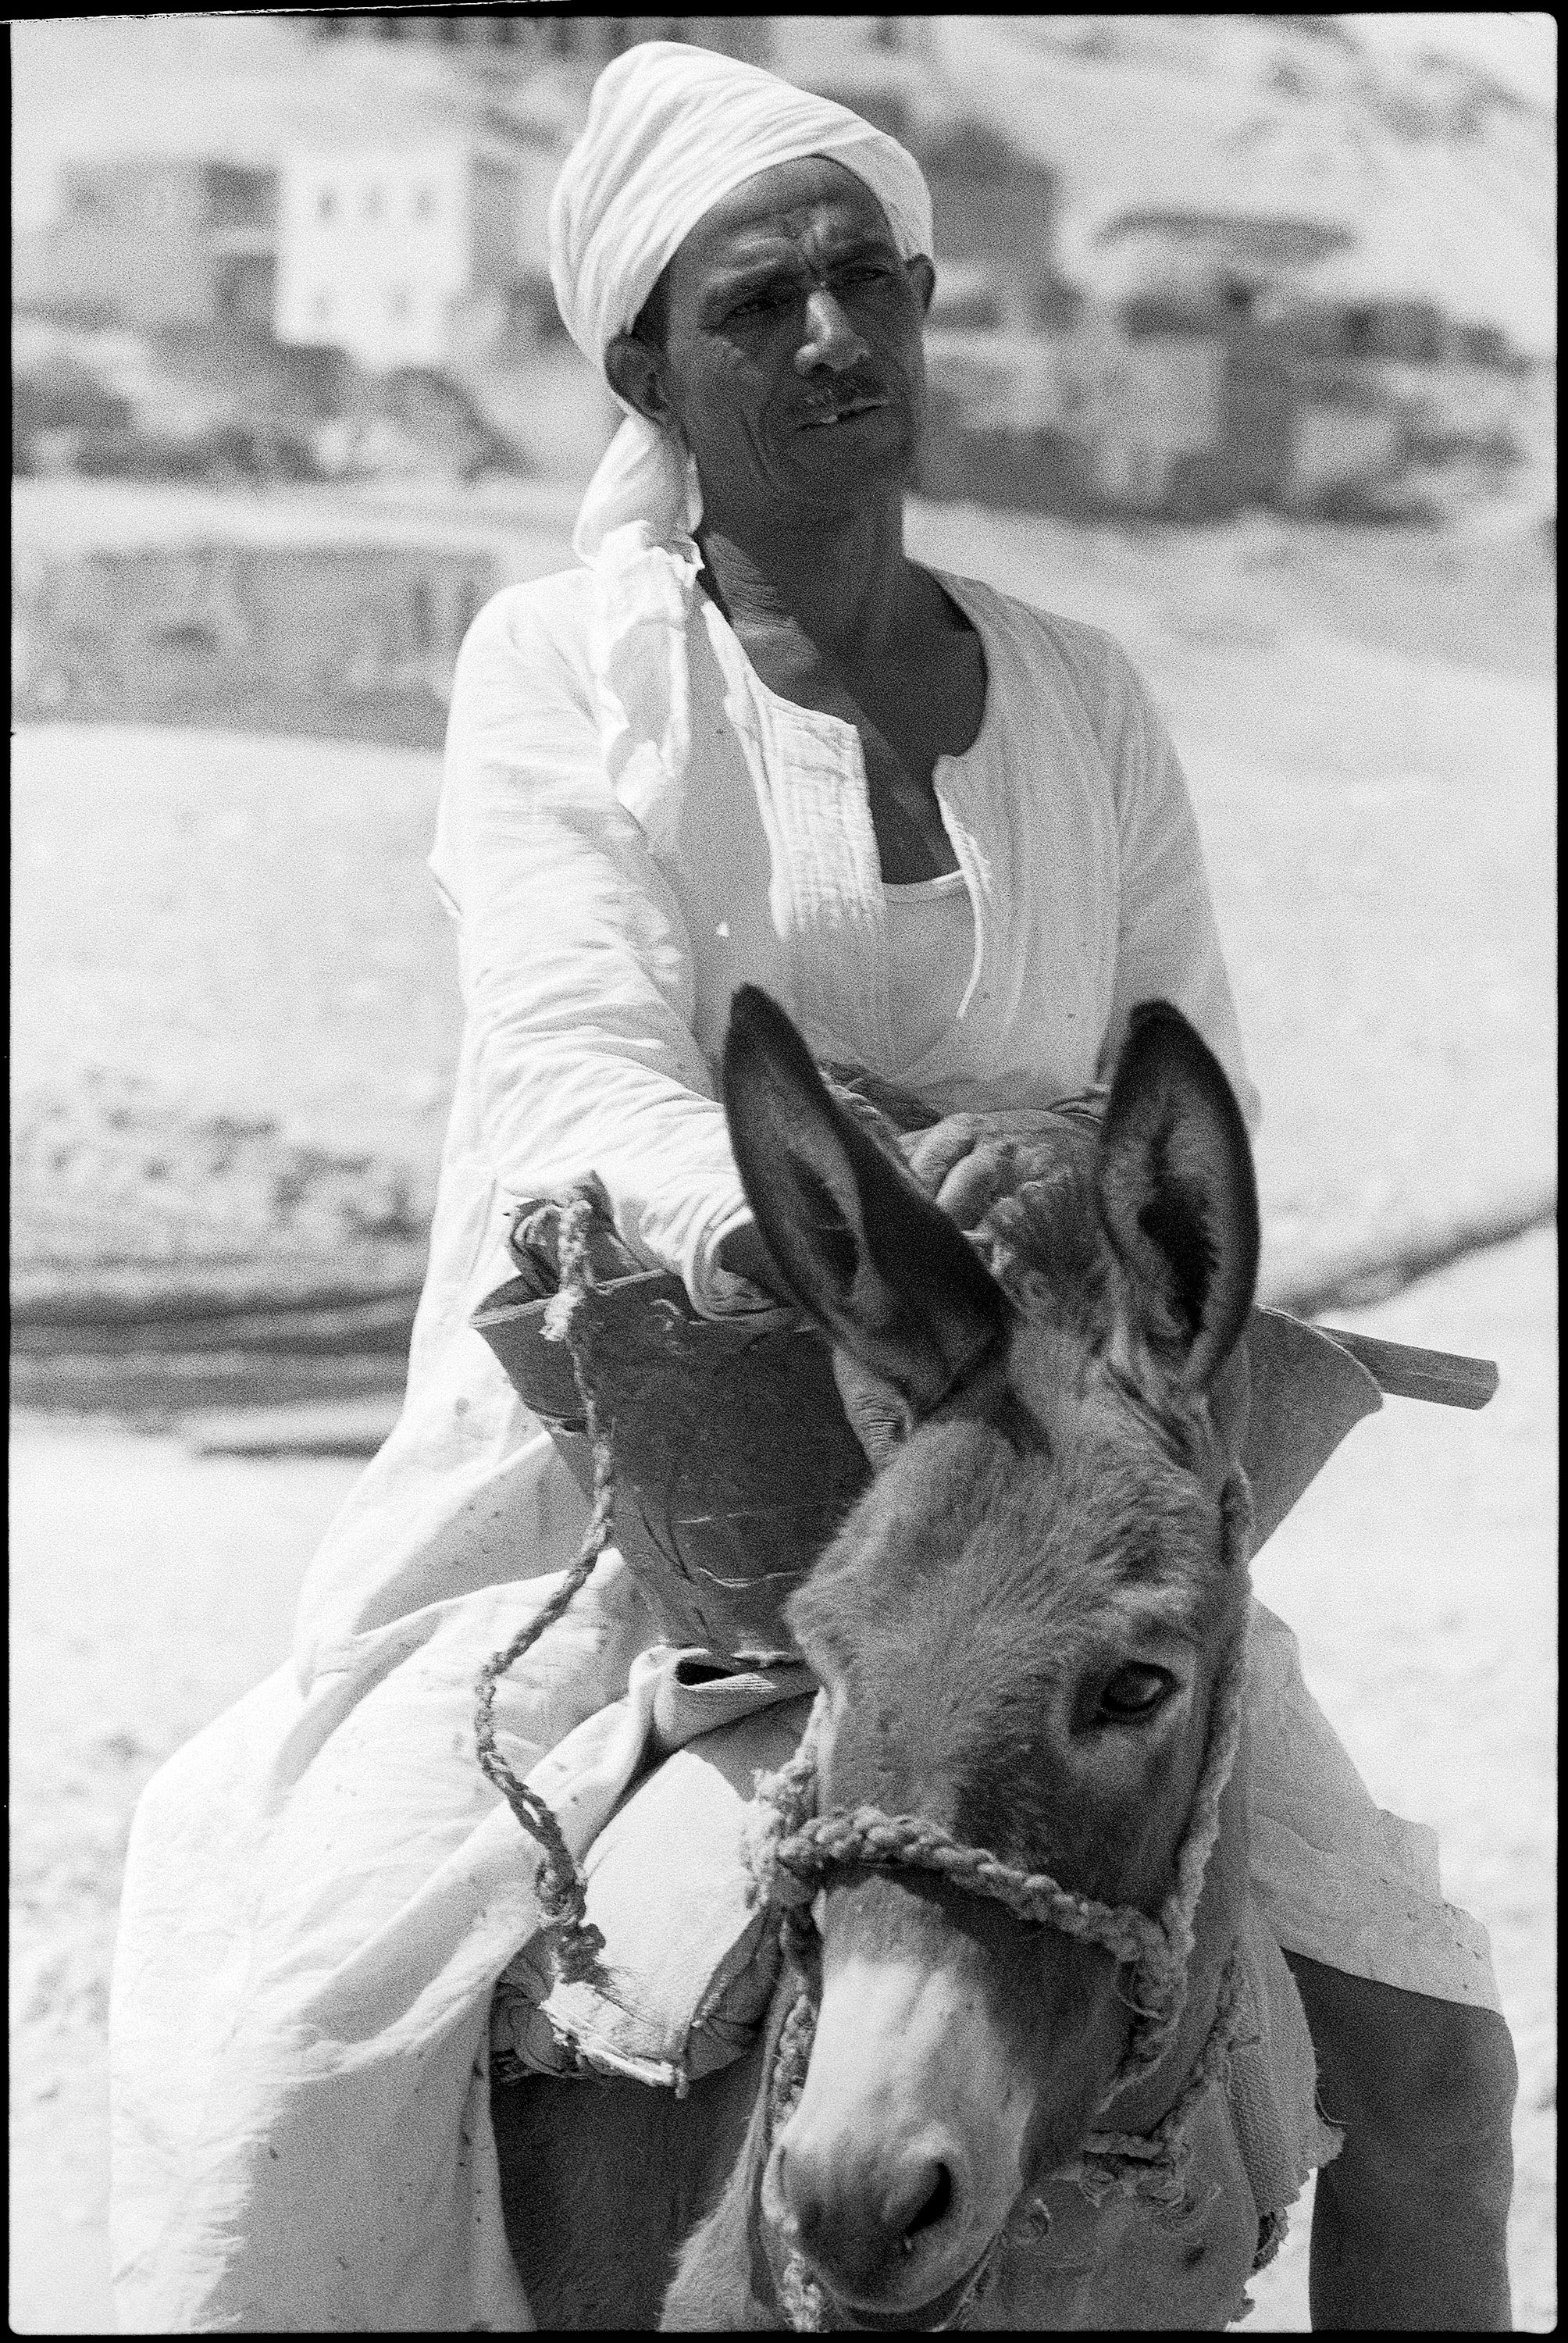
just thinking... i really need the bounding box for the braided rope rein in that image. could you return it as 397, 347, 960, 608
472, 1189, 619, 1986
747, 1472, 1258, 2330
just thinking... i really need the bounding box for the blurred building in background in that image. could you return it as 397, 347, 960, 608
303, 11, 774, 70
12, 12, 1555, 748
778, 44, 1069, 332
12, 12, 1556, 525
275, 141, 528, 373
1070, 206, 1353, 514
20, 153, 354, 463
40, 155, 277, 333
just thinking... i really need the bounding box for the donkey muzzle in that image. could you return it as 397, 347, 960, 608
772, 2113, 975, 2313
764, 1946, 1031, 2318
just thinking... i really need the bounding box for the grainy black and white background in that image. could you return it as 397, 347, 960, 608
10, 13, 1556, 2331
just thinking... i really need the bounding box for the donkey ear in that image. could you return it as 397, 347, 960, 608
1096, 1003, 1260, 1391
722, 986, 1011, 1414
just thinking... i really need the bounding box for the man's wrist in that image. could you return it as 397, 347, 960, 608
714, 1219, 787, 1302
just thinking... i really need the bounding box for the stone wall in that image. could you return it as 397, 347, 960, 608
13, 531, 501, 747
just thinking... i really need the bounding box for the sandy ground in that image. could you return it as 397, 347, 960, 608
8, 1227, 1556, 2333
1235, 1228, 1558, 2333
9, 1436, 360, 2335
12, 503, 1556, 1316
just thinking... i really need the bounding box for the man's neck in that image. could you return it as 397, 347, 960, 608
694, 490, 920, 671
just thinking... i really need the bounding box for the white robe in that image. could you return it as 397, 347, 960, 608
109, 569, 1495, 2331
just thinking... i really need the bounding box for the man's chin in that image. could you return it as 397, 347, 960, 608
700, 429, 921, 537
787, 419, 919, 505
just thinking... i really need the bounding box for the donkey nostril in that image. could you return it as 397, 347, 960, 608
900, 2159, 953, 2241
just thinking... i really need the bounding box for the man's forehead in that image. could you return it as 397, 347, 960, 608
675, 157, 895, 273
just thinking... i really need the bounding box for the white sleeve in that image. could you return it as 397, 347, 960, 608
1093, 644, 1262, 1134
428, 581, 761, 1317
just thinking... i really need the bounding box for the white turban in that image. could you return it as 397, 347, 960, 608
549, 38, 933, 557
545, 41, 933, 863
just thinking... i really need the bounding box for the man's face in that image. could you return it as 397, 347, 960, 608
615, 155, 935, 530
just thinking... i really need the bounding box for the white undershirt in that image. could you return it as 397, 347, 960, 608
882, 867, 975, 1070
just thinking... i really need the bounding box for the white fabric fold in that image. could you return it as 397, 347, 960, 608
588, 518, 700, 838
547, 38, 935, 1053
574, 423, 700, 566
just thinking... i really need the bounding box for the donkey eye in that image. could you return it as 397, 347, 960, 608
1100, 1664, 1173, 1721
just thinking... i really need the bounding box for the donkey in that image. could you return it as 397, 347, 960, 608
493, 986, 1267, 2328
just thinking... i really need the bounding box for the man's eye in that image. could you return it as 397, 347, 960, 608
1099, 1664, 1173, 1721
728, 288, 786, 323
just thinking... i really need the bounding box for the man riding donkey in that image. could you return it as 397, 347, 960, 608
111, 42, 1515, 2331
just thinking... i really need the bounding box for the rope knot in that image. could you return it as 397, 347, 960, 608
768, 1857, 819, 1912
539, 1181, 608, 1346
551, 1913, 608, 1985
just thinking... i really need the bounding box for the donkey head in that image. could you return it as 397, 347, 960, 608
722, 987, 1259, 2324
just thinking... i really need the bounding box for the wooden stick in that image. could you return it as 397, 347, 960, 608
1313, 1325, 1499, 1410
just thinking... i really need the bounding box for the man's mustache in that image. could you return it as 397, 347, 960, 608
793, 380, 893, 426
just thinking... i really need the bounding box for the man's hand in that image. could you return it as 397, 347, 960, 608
899, 1104, 1103, 1229
1285, 1955, 1516, 2328
714, 1218, 789, 1304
